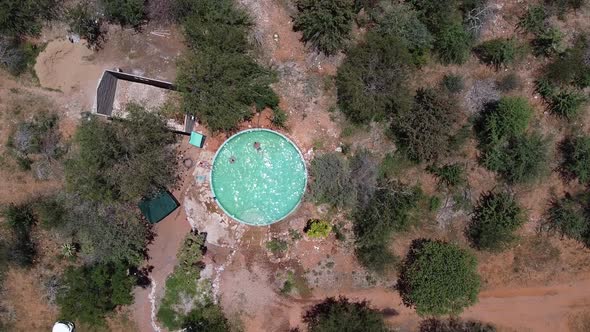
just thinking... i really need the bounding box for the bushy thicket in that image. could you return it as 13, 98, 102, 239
0, 0, 61, 37
0, 38, 41, 76
428, 163, 466, 188
474, 38, 520, 69
419, 318, 497, 332
409, 0, 480, 64
102, 0, 146, 27
66, 2, 106, 49
468, 191, 524, 251
441, 74, 464, 94
57, 261, 136, 326
302, 297, 388, 332
392, 88, 461, 162
293, 0, 355, 55
65, 104, 176, 202
546, 193, 590, 245
336, 33, 414, 123
477, 97, 548, 184
2, 203, 37, 267
559, 136, 590, 184
397, 239, 480, 316
353, 182, 423, 271
175, 0, 279, 132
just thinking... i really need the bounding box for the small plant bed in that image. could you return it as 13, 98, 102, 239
305, 219, 332, 239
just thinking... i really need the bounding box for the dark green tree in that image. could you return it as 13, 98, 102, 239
546, 194, 589, 244
293, 0, 355, 55
303, 297, 388, 332
468, 191, 524, 251
102, 0, 146, 28
398, 239, 480, 316
2, 203, 37, 267
336, 33, 414, 123
182, 304, 230, 332
57, 261, 136, 326
560, 136, 590, 184
419, 318, 497, 332
474, 38, 519, 69
66, 1, 106, 49
0, 0, 61, 37
309, 153, 355, 208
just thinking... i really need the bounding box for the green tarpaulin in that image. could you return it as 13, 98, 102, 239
138, 191, 179, 224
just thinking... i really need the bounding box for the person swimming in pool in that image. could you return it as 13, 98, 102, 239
253, 141, 261, 151
229, 156, 236, 164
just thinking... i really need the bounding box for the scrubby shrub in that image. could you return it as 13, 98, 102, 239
271, 108, 288, 128
305, 219, 332, 239
549, 90, 587, 119
371, 2, 433, 65
546, 194, 589, 243
266, 238, 288, 254
3, 203, 37, 267
532, 27, 564, 57
478, 96, 533, 146
349, 150, 379, 208
35, 196, 67, 229
7, 111, 62, 162
354, 183, 422, 271
102, 0, 146, 28
0, 38, 41, 76
496, 73, 522, 92
544, 35, 590, 89
428, 163, 466, 188
468, 191, 524, 251
435, 22, 473, 65
419, 318, 497, 332
517, 6, 547, 34
560, 136, 590, 184
398, 239, 480, 316
545, 0, 588, 16
176, 231, 205, 274
392, 88, 460, 162
0, 0, 61, 37
293, 0, 355, 55
57, 261, 135, 326
182, 304, 230, 332
66, 1, 105, 49
310, 153, 355, 207
441, 74, 464, 94
491, 133, 549, 184
65, 104, 177, 202
336, 33, 414, 123
303, 297, 388, 332
474, 38, 519, 68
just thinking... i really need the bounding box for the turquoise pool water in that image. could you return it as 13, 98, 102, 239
210, 129, 307, 226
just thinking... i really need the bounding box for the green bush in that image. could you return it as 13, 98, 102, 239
0, 0, 61, 37
65, 105, 177, 202
7, 111, 62, 162
419, 318, 497, 332
336, 33, 414, 123
293, 0, 355, 55
66, 1, 105, 49
496, 73, 522, 92
266, 238, 288, 254
354, 183, 422, 271
305, 219, 332, 239
309, 153, 355, 207
303, 297, 388, 332
475, 38, 519, 68
182, 304, 230, 332
435, 22, 473, 65
478, 96, 533, 145
546, 194, 589, 243
176, 231, 206, 274
271, 108, 288, 128
544, 35, 590, 89
468, 191, 524, 251
102, 0, 146, 28
398, 239, 480, 316
441, 74, 464, 94
560, 136, 590, 184
0, 38, 42, 76
545, 0, 588, 16
517, 6, 547, 34
35, 196, 67, 229
57, 261, 135, 326
490, 133, 549, 184
3, 203, 37, 267
532, 27, 564, 57
549, 90, 587, 119
392, 88, 460, 162
428, 163, 466, 188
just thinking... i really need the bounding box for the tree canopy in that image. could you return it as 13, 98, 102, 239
302, 297, 388, 332
0, 0, 60, 37
398, 239, 480, 316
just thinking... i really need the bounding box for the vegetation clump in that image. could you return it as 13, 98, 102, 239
2, 203, 37, 267
305, 219, 332, 239
0, 0, 61, 37
398, 239, 480, 316
474, 38, 520, 69
302, 297, 388, 332
57, 261, 136, 326
441, 74, 464, 94
65, 104, 177, 203
546, 194, 590, 245
419, 318, 497, 332
468, 191, 524, 251
353, 183, 423, 271
336, 33, 414, 123
102, 0, 146, 28
293, 0, 355, 55
175, 0, 279, 132
559, 136, 590, 184
66, 2, 106, 49
428, 163, 466, 189
392, 88, 461, 162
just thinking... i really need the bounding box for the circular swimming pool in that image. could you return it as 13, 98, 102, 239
210, 129, 307, 226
